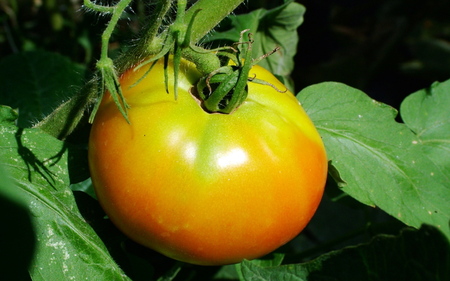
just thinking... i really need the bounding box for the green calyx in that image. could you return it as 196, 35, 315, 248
34, 0, 251, 139
196, 30, 254, 114
196, 30, 281, 114
86, 0, 253, 121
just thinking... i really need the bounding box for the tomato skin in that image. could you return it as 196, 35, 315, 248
88, 57, 327, 265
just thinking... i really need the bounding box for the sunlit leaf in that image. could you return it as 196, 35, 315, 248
400, 80, 450, 180
298, 82, 450, 239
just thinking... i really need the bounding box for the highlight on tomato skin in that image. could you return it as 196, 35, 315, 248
88, 56, 328, 266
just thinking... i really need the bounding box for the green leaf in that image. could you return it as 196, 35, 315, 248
204, 1, 305, 90
235, 253, 285, 281
400, 80, 450, 180
241, 260, 307, 281
0, 163, 36, 280
0, 106, 130, 280
0, 50, 88, 127
211, 253, 284, 280
298, 82, 450, 239
71, 178, 97, 199
240, 225, 450, 281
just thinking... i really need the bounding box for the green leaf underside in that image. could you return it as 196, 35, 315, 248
204, 1, 305, 90
0, 50, 87, 127
240, 225, 450, 281
298, 82, 450, 239
0, 106, 130, 280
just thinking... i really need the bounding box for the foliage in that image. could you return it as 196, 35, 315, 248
240, 225, 450, 281
299, 81, 450, 238
204, 1, 305, 90
0, 0, 449, 280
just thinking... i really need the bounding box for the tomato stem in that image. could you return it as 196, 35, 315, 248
35, 0, 247, 138
197, 30, 256, 114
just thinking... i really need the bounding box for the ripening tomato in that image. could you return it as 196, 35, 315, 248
88, 56, 327, 265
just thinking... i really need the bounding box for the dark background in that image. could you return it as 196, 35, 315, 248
293, 0, 450, 109
2, 0, 450, 110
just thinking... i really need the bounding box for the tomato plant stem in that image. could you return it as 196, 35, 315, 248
83, 0, 115, 13
36, 0, 247, 139
98, 0, 132, 64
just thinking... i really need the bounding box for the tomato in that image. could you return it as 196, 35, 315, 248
88, 56, 327, 265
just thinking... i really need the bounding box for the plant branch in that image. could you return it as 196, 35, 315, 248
36, 0, 246, 139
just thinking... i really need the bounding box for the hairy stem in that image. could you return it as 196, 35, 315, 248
37, 0, 246, 139
83, 0, 115, 13
98, 0, 133, 61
